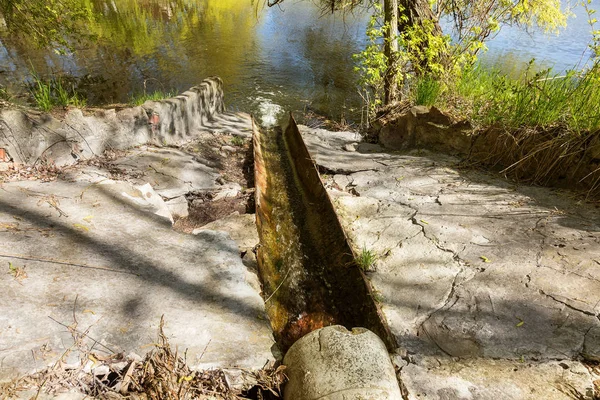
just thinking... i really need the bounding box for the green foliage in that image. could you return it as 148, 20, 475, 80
396, 15, 450, 78
129, 90, 176, 106
0, 85, 12, 102
356, 246, 377, 272
582, 0, 600, 63
451, 62, 600, 132
353, 4, 391, 111
30, 73, 53, 111
353, 0, 574, 112
29, 71, 87, 111
0, 0, 93, 50
414, 75, 443, 106
231, 136, 245, 146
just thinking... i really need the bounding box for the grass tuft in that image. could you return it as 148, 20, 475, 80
415, 75, 443, 106
29, 72, 87, 111
130, 90, 176, 106
429, 60, 600, 194
450, 62, 600, 133
356, 246, 377, 272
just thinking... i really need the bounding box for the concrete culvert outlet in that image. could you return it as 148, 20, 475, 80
283, 325, 403, 400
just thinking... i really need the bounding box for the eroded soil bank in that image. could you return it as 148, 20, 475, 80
372, 104, 600, 197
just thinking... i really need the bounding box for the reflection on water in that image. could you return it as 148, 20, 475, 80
0, 0, 595, 122
481, 2, 596, 72
0, 0, 369, 122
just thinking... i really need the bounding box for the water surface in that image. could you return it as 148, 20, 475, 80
0, 0, 595, 122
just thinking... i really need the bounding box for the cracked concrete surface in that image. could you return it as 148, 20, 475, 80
0, 114, 274, 383
302, 125, 600, 399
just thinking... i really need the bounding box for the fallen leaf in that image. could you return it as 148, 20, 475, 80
73, 223, 90, 232
88, 354, 98, 367
83, 309, 95, 315
178, 375, 194, 383
420, 219, 429, 225
480, 256, 491, 263
8, 262, 27, 283
516, 321, 524, 327
83, 215, 94, 223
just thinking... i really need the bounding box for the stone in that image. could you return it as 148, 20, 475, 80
220, 145, 237, 153
213, 183, 242, 201
377, 105, 471, 155
165, 196, 189, 219
283, 326, 403, 400
123, 182, 173, 223
0, 78, 244, 168
343, 143, 358, 152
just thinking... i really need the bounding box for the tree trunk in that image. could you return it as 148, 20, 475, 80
384, 0, 399, 104
398, 0, 442, 36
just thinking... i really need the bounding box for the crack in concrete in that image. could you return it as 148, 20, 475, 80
537, 263, 600, 285
147, 165, 195, 187
540, 289, 598, 317
411, 215, 466, 267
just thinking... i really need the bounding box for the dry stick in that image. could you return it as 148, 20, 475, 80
0, 252, 140, 276
72, 294, 79, 327
48, 316, 114, 354
264, 270, 290, 304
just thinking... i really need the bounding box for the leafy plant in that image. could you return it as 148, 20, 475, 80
30, 72, 53, 111
356, 246, 377, 272
29, 70, 87, 111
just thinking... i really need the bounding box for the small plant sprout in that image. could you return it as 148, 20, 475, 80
231, 135, 245, 146
356, 246, 378, 272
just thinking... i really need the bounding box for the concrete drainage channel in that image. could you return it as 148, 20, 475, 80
253, 114, 403, 399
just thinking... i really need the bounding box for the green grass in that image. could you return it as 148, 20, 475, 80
450, 62, 600, 133
414, 75, 443, 106
130, 90, 176, 106
418, 60, 600, 192
356, 246, 377, 272
31, 73, 53, 111
231, 135, 245, 146
29, 72, 87, 111
0, 85, 12, 102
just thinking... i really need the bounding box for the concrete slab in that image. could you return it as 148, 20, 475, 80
0, 172, 274, 381
400, 356, 597, 400
111, 146, 220, 199
300, 125, 600, 397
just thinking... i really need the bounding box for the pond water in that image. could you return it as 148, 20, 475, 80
0, 0, 596, 124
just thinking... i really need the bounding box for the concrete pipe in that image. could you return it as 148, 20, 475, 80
283, 325, 402, 400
